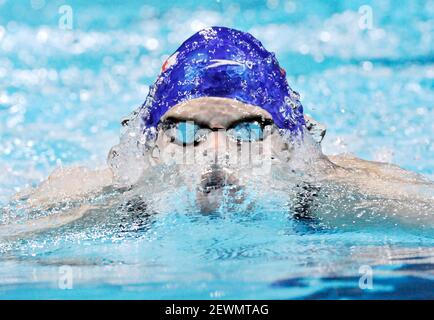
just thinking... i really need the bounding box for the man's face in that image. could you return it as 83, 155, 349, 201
146, 97, 295, 212
150, 97, 292, 171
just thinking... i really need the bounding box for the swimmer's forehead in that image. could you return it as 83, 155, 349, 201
161, 97, 273, 128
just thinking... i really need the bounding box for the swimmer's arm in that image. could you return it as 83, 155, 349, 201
0, 204, 94, 239
0, 167, 115, 238
14, 166, 114, 209
327, 153, 434, 225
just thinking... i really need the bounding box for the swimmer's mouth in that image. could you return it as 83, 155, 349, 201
198, 165, 234, 193
196, 165, 244, 213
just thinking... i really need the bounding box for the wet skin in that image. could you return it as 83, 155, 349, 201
156, 97, 277, 212
1, 97, 433, 238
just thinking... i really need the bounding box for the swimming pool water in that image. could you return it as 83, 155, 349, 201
0, 0, 433, 299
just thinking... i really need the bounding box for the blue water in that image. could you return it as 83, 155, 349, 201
0, 0, 433, 299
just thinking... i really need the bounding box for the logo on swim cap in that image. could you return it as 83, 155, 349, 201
140, 26, 305, 135
161, 52, 179, 73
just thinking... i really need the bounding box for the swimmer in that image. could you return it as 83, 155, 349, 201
1, 26, 433, 238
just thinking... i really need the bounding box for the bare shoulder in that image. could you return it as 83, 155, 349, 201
324, 153, 434, 207
328, 153, 431, 184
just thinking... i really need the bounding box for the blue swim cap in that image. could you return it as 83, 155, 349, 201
140, 26, 305, 135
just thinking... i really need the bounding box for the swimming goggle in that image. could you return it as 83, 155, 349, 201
158, 120, 274, 146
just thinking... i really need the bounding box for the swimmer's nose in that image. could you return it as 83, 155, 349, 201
207, 130, 227, 154
209, 122, 225, 130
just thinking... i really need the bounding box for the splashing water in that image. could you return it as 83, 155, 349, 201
0, 0, 434, 299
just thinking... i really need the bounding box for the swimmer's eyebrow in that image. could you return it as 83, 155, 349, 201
159, 117, 209, 128
228, 116, 274, 128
